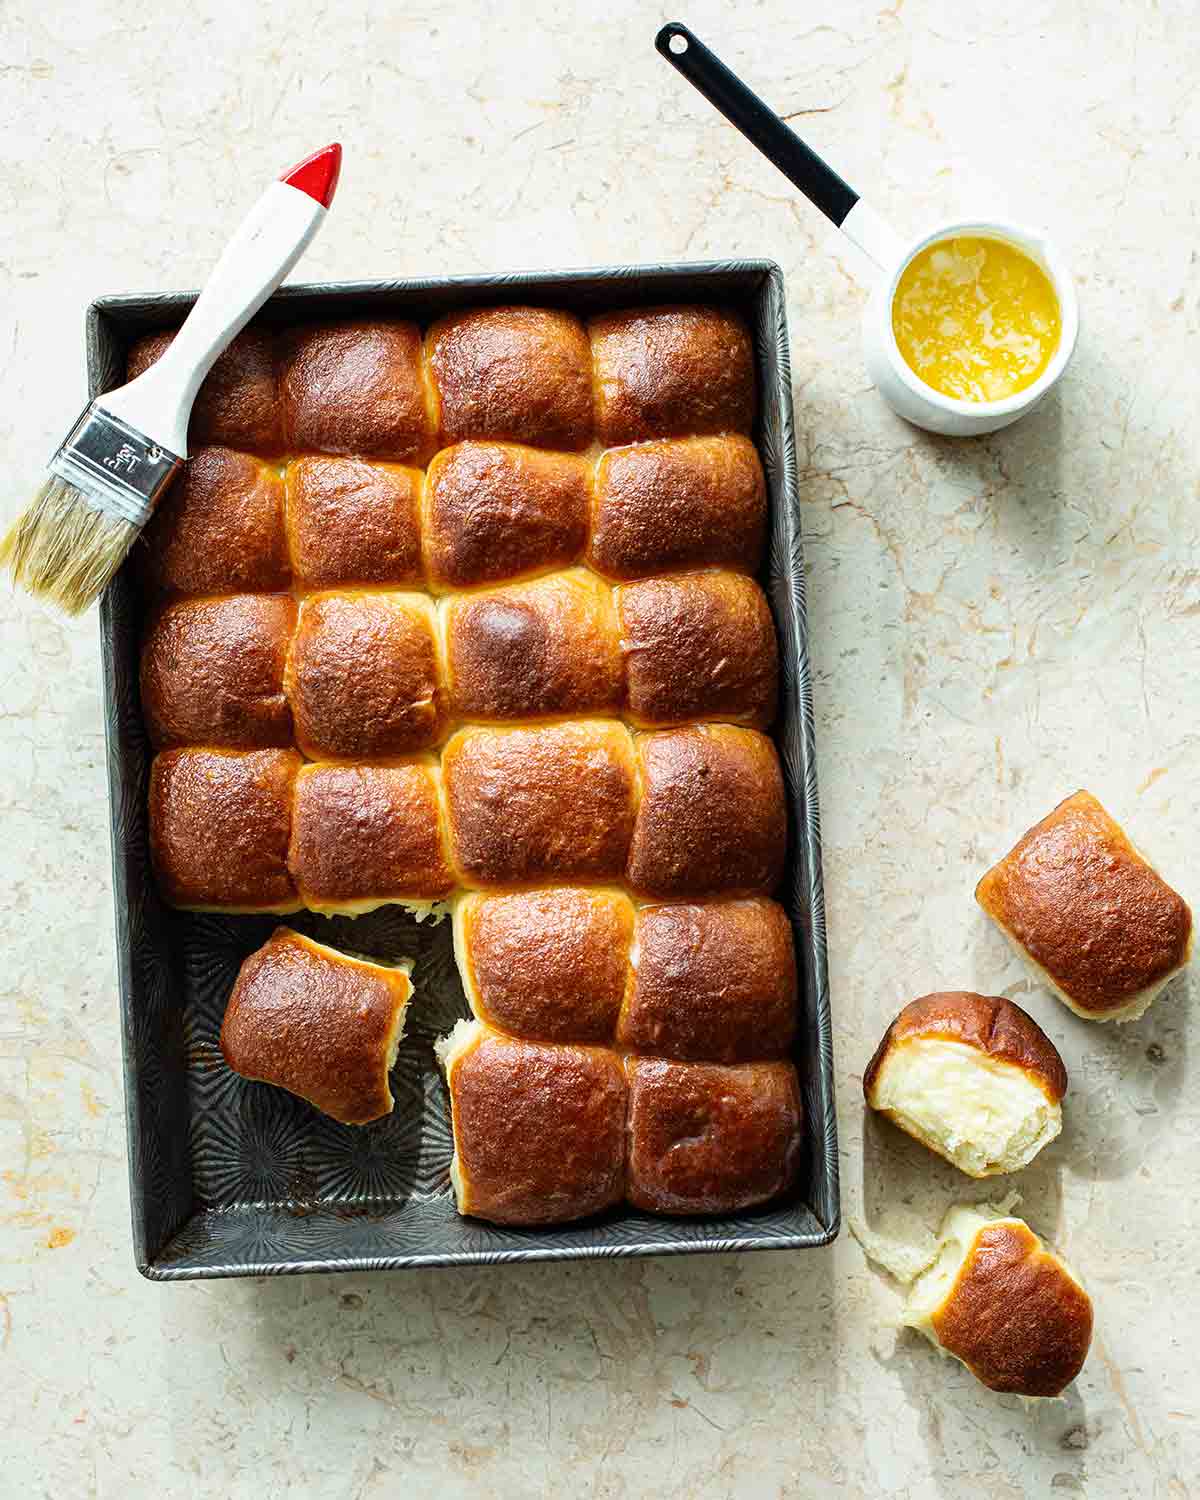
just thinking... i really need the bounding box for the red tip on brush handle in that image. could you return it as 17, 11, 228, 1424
281, 143, 342, 208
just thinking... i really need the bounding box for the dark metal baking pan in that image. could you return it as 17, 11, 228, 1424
94, 259, 838, 1278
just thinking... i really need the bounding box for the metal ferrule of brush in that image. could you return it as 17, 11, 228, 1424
49, 404, 184, 529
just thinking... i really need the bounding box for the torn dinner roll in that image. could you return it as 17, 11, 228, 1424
221, 928, 412, 1126
903, 1204, 1093, 1397
864, 992, 1067, 1177
976, 790, 1192, 1022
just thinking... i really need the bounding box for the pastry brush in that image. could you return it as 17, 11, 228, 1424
0, 143, 342, 614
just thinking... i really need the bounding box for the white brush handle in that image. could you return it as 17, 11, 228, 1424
101, 180, 328, 456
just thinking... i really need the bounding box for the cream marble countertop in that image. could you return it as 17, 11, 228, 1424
2, 1, 1198, 1495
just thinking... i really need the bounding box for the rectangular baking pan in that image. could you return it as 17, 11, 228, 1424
94, 260, 838, 1278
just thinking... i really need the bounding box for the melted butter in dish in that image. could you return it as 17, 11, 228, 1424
891, 235, 1062, 403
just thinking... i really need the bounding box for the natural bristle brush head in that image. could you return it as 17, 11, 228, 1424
0, 476, 141, 615
2, 144, 339, 614
0, 400, 185, 616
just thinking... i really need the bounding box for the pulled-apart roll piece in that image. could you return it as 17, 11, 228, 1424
588, 434, 766, 582
423, 441, 591, 591
140, 594, 295, 750
149, 748, 301, 912
284, 456, 424, 589
976, 790, 1193, 1022
442, 721, 638, 888
280, 319, 435, 462
426, 306, 593, 451
454, 887, 634, 1043
288, 760, 455, 918
221, 928, 412, 1126
864, 993, 1067, 1177
286, 591, 447, 760
137, 446, 289, 598
437, 1021, 627, 1225
443, 568, 623, 722
616, 571, 778, 728
619, 898, 797, 1062
127, 328, 282, 455
625, 1057, 802, 1215
589, 305, 756, 446
903, 1204, 1093, 1397
627, 725, 786, 899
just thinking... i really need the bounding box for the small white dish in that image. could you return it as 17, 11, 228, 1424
855, 216, 1079, 437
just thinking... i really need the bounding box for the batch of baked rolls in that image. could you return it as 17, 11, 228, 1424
130, 302, 805, 1228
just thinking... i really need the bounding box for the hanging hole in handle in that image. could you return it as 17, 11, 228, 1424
668, 31, 688, 54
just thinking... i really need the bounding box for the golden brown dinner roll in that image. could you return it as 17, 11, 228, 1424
288, 760, 455, 917
437, 1021, 627, 1224
422, 441, 590, 591
590, 305, 756, 446
137, 446, 289, 597
140, 594, 295, 750
280, 320, 434, 462
625, 1057, 802, 1215
618, 899, 797, 1062
617, 571, 778, 728
626, 726, 787, 899
286, 591, 447, 760
863, 993, 1067, 1177
588, 434, 767, 582
454, 888, 633, 1043
903, 1205, 1093, 1397
976, 790, 1193, 1022
127, 327, 282, 454
149, 748, 301, 912
441, 721, 638, 888
284, 456, 423, 588
443, 569, 623, 722
221, 928, 412, 1126
426, 306, 593, 450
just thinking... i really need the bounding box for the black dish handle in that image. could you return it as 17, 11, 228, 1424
655, 21, 859, 229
